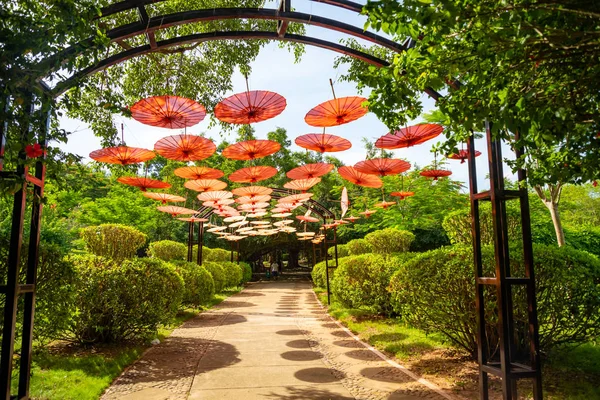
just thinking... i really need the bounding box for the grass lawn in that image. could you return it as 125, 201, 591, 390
314, 287, 600, 400
12, 287, 241, 400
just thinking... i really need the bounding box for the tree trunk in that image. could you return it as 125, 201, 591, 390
534, 184, 565, 247
547, 202, 566, 246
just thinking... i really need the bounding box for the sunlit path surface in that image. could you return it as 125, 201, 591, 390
101, 279, 453, 400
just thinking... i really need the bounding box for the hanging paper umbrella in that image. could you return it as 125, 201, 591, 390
374, 200, 396, 209
247, 211, 268, 218
272, 213, 292, 218
90, 146, 155, 165
359, 209, 377, 218
214, 90, 286, 124
237, 226, 254, 232
354, 158, 411, 177
297, 215, 319, 223
157, 205, 197, 216
283, 178, 321, 192
154, 134, 216, 161
375, 123, 443, 149
344, 216, 360, 223
130, 95, 206, 128
142, 192, 186, 204
197, 190, 233, 202
184, 179, 227, 192
296, 232, 316, 237
216, 210, 241, 217
239, 202, 270, 210
207, 226, 227, 233
229, 221, 249, 228
229, 166, 278, 183
305, 96, 368, 127
287, 163, 334, 180
174, 166, 224, 180
335, 219, 350, 225
391, 191, 415, 200
323, 222, 340, 229
251, 221, 271, 225
271, 207, 292, 213
224, 215, 246, 223
448, 149, 482, 164
236, 195, 272, 204
222, 140, 281, 160
338, 166, 383, 188
177, 216, 209, 222
274, 220, 294, 226
203, 198, 235, 208
278, 193, 313, 204
341, 187, 349, 218
117, 176, 171, 191
295, 133, 351, 153
226, 236, 246, 241
276, 202, 301, 210
231, 186, 273, 197
420, 169, 453, 180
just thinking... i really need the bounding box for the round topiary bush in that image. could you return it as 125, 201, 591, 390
170, 261, 215, 307
328, 244, 349, 258
240, 262, 253, 284
68, 255, 183, 343
203, 261, 227, 293
149, 240, 187, 262
365, 228, 414, 254
206, 247, 231, 262
221, 261, 243, 288
311, 259, 337, 288
346, 238, 373, 255
80, 224, 147, 261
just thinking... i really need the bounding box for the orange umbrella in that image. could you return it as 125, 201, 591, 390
354, 158, 410, 176
239, 202, 269, 210
203, 198, 235, 207
229, 166, 277, 183
391, 191, 415, 200
214, 90, 286, 124
304, 96, 368, 127
90, 146, 155, 165
117, 176, 171, 191
420, 169, 453, 180
448, 149, 482, 164
338, 166, 383, 188
295, 133, 351, 153
130, 95, 206, 128
142, 192, 186, 204
222, 140, 281, 160
277, 202, 301, 210
271, 207, 292, 213
375, 123, 443, 149
236, 195, 272, 204
173, 166, 224, 180
184, 179, 227, 192
286, 163, 334, 179
344, 216, 361, 223
157, 205, 197, 216
177, 216, 209, 222
323, 222, 340, 229
197, 190, 233, 202
375, 200, 396, 209
359, 209, 377, 218
154, 134, 216, 161
297, 215, 319, 223
283, 178, 321, 192
278, 193, 313, 204
231, 186, 273, 197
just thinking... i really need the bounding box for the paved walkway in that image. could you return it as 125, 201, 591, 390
102, 279, 455, 400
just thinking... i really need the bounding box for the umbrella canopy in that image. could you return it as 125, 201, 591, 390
236, 195, 272, 204
338, 166, 383, 188
304, 96, 368, 127
271, 207, 292, 213
130, 95, 206, 128
177, 217, 209, 222
375, 123, 443, 149
274, 220, 294, 226
359, 209, 377, 218
390, 191, 415, 200
224, 216, 246, 222
90, 146, 155, 165
229, 166, 278, 183
142, 192, 186, 204
448, 149, 482, 164
207, 226, 227, 233
184, 179, 227, 192
196, 190, 233, 202
375, 201, 396, 209
157, 206, 197, 216
286, 163, 334, 180
247, 211, 268, 218
295, 133, 351, 153
117, 176, 171, 191
283, 178, 321, 192
276, 202, 301, 209
222, 140, 281, 160
278, 193, 313, 204
323, 222, 340, 229
272, 213, 292, 218
344, 216, 360, 223
239, 202, 269, 210
214, 90, 286, 124
297, 215, 319, 223
173, 166, 224, 180
420, 169, 453, 180
231, 186, 273, 197
354, 158, 411, 176
203, 198, 235, 207
154, 134, 216, 161
251, 221, 271, 225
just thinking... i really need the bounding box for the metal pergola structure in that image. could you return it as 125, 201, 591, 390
0, 1, 542, 399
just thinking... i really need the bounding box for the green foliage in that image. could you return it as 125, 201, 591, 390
410, 227, 450, 251
365, 228, 414, 254
442, 204, 522, 245
240, 262, 253, 284
80, 224, 146, 261
68, 255, 183, 343
331, 254, 401, 315
203, 261, 226, 293
221, 261, 243, 288
170, 261, 215, 307
311, 259, 337, 289
194, 247, 232, 263
148, 240, 187, 262
327, 244, 349, 258
346, 238, 373, 255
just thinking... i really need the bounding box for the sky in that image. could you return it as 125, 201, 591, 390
57, 1, 515, 192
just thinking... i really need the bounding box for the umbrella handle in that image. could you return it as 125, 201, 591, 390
329, 78, 336, 99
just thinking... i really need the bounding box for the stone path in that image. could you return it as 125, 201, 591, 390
101, 279, 456, 400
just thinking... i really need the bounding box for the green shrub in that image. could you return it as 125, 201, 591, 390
192, 247, 233, 263
389, 244, 600, 357
442, 204, 522, 245
204, 261, 226, 292
328, 244, 349, 258
565, 227, 600, 257
221, 261, 243, 288
149, 240, 187, 261
80, 224, 146, 261
346, 238, 373, 255
170, 261, 215, 307
410, 227, 450, 251
240, 262, 253, 284
311, 259, 338, 288
68, 255, 183, 343
331, 254, 401, 315
365, 228, 414, 254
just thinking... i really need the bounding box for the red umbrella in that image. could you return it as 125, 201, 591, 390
236, 195, 272, 204
338, 166, 383, 188
142, 192, 186, 204
420, 169, 453, 180
323, 222, 340, 229
157, 206, 197, 216
305, 96, 368, 127
117, 176, 171, 191
391, 191, 415, 200
448, 149, 482, 164
278, 193, 313, 204
375, 124, 444, 149
90, 146, 155, 165
344, 216, 361, 223
197, 190, 233, 202
173, 166, 224, 180
222, 140, 281, 160
354, 158, 411, 176
276, 202, 301, 210
229, 166, 278, 183
130, 95, 206, 128
295, 133, 351, 153
359, 209, 377, 218
374, 200, 396, 209
297, 215, 319, 223
184, 179, 227, 192
154, 134, 216, 161
214, 90, 286, 124
232, 186, 273, 197
287, 163, 334, 180
283, 178, 321, 192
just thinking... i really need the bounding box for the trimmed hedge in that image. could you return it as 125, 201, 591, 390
149, 240, 187, 261
192, 246, 234, 263
311, 259, 338, 288
346, 238, 373, 255
365, 228, 414, 254
204, 261, 227, 292
80, 224, 146, 261
221, 261, 243, 288
170, 261, 215, 307
240, 262, 253, 284
328, 244, 349, 258
442, 204, 521, 245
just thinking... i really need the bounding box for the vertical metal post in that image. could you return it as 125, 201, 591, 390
236, 241, 240, 264
197, 222, 203, 266
312, 242, 316, 269
323, 226, 331, 305
230, 242, 234, 263
333, 226, 339, 267
187, 222, 194, 262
